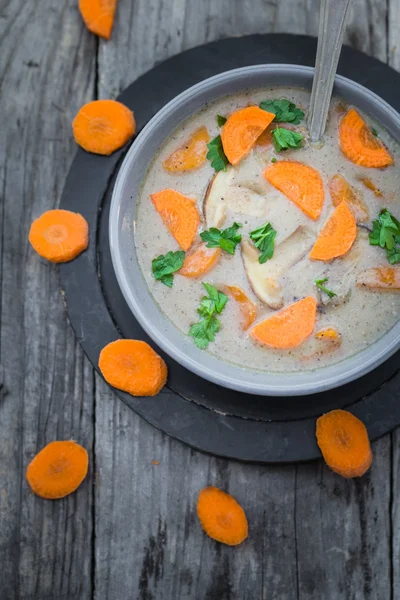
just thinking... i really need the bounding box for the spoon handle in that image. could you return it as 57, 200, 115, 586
308, 0, 353, 142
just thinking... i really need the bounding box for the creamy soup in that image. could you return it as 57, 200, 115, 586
135, 87, 400, 373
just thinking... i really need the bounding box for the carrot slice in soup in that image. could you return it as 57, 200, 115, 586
359, 177, 383, 198
329, 174, 369, 223
151, 189, 200, 251
250, 296, 317, 349
255, 123, 274, 147
310, 202, 357, 261
99, 339, 167, 396
357, 267, 400, 291
224, 285, 257, 330
179, 243, 221, 278
316, 409, 373, 478
29, 209, 89, 263
26, 441, 89, 499
163, 127, 210, 172
264, 161, 324, 220
339, 108, 393, 168
221, 106, 275, 165
197, 486, 248, 546
79, 0, 118, 39
73, 99, 135, 155
315, 327, 341, 342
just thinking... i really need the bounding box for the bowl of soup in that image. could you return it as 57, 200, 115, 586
109, 65, 400, 395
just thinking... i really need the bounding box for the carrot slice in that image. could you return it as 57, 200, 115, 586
223, 285, 257, 330
98, 339, 167, 396
359, 177, 383, 198
29, 209, 88, 263
255, 123, 274, 147
315, 327, 341, 342
316, 409, 373, 478
163, 127, 210, 172
73, 99, 135, 155
26, 441, 88, 499
79, 0, 117, 39
339, 108, 393, 168
250, 296, 317, 349
309, 202, 357, 261
197, 486, 248, 546
264, 161, 324, 220
179, 243, 221, 278
151, 189, 200, 251
221, 106, 275, 165
301, 327, 342, 361
329, 174, 369, 223
357, 266, 400, 291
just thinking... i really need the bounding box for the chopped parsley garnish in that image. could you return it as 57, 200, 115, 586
206, 135, 230, 172
217, 114, 227, 127
249, 222, 277, 264
189, 283, 228, 349
315, 277, 337, 299
271, 157, 277, 163
260, 99, 305, 125
152, 250, 185, 287
200, 222, 242, 255
371, 127, 379, 137
369, 208, 400, 264
272, 127, 304, 152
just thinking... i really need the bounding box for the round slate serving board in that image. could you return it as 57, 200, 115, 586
59, 34, 400, 463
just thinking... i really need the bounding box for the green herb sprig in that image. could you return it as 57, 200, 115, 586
189, 283, 228, 349
217, 114, 227, 127
249, 222, 277, 264
369, 208, 400, 264
152, 250, 185, 287
272, 127, 304, 152
206, 135, 229, 172
315, 277, 337, 299
200, 222, 242, 255
260, 99, 305, 125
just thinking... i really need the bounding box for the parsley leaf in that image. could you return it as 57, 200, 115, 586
371, 127, 378, 137
217, 114, 227, 127
249, 222, 277, 264
272, 127, 304, 152
152, 250, 185, 287
260, 99, 305, 125
206, 135, 229, 172
387, 246, 400, 264
189, 283, 228, 349
369, 208, 400, 264
200, 222, 242, 255
315, 277, 337, 299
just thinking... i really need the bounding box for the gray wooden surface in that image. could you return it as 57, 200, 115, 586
0, 0, 399, 598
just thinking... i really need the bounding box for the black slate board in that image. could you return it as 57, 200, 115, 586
59, 34, 400, 462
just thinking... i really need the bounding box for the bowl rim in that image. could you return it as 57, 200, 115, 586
109, 63, 400, 396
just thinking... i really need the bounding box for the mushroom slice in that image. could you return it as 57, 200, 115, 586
241, 226, 314, 309
357, 266, 400, 291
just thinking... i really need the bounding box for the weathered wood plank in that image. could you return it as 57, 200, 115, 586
0, 0, 95, 598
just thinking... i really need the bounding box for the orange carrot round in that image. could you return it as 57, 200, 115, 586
26, 441, 89, 499
264, 161, 324, 220
151, 189, 200, 251
250, 296, 317, 349
79, 0, 118, 40
98, 339, 167, 397
73, 99, 135, 155
197, 486, 248, 546
224, 285, 257, 330
179, 243, 221, 278
221, 106, 275, 165
339, 108, 393, 168
310, 202, 357, 261
163, 127, 210, 172
329, 174, 369, 223
29, 209, 89, 263
316, 409, 373, 478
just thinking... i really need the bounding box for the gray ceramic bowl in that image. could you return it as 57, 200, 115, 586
109, 64, 400, 396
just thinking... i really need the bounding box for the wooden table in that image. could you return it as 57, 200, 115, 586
1, 1, 399, 598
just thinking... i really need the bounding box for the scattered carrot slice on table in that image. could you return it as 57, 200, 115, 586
197, 486, 248, 546
339, 108, 393, 168
163, 127, 210, 172
223, 285, 257, 330
250, 296, 317, 349
264, 161, 324, 220
221, 106, 275, 165
310, 202, 357, 261
151, 189, 200, 251
329, 174, 369, 223
99, 339, 167, 396
316, 409, 373, 478
29, 209, 88, 263
26, 441, 88, 499
79, 0, 118, 39
179, 243, 221, 278
357, 266, 400, 290
73, 99, 135, 155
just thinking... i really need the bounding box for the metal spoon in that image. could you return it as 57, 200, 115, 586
308, 0, 353, 142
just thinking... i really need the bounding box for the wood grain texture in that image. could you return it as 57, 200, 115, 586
0, 0, 95, 598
